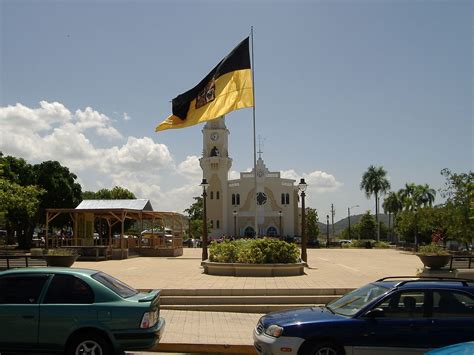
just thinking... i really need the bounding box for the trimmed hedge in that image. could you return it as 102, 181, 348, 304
209, 238, 300, 264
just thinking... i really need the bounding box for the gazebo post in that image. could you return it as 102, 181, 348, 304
45, 211, 49, 250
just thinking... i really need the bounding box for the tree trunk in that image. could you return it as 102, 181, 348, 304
375, 193, 380, 242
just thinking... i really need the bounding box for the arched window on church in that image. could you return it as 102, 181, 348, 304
244, 226, 255, 237
216, 191, 220, 200
267, 226, 277, 237
285, 193, 290, 205
216, 220, 220, 228
236, 194, 240, 205
210, 191, 214, 200
281, 193, 285, 205
210, 146, 220, 157
232, 194, 236, 205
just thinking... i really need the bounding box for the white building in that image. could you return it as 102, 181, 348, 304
200, 117, 301, 238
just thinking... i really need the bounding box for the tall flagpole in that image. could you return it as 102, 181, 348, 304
251, 26, 258, 237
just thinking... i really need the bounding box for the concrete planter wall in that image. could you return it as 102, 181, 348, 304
417, 254, 451, 270
202, 261, 305, 277
44, 255, 78, 267
111, 248, 129, 260
130, 247, 183, 257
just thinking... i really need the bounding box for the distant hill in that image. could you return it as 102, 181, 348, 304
317, 214, 391, 236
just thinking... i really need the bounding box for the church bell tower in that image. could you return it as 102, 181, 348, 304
199, 116, 232, 238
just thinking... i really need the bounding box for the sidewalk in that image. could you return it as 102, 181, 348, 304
77, 248, 423, 353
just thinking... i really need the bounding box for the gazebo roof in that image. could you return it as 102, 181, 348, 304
75, 199, 154, 211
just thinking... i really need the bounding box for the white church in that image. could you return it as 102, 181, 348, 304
200, 117, 302, 238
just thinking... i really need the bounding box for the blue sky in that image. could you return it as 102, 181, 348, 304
1, 0, 472, 221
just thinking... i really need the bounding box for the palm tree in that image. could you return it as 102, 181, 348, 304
360, 165, 391, 241
414, 184, 436, 207
383, 191, 403, 242
399, 183, 417, 211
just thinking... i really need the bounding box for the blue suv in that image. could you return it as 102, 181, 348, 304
253, 277, 474, 355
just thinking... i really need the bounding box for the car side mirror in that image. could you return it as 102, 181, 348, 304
364, 308, 385, 318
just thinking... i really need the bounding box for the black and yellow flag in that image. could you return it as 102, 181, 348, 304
156, 37, 253, 132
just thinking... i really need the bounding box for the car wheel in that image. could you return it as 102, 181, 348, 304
66, 332, 111, 355
310, 341, 343, 355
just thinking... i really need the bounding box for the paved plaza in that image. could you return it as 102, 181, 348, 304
77, 248, 424, 354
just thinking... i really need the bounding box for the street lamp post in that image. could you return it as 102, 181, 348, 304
298, 179, 308, 263
201, 178, 209, 261
326, 214, 330, 248
348, 205, 359, 240
278, 210, 283, 238
233, 210, 237, 237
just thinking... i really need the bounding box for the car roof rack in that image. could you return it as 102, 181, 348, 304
376, 276, 472, 287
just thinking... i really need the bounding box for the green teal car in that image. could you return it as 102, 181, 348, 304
0, 267, 165, 354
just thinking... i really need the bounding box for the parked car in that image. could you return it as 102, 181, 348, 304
254, 276, 474, 355
426, 341, 474, 354
0, 268, 165, 354
339, 239, 352, 247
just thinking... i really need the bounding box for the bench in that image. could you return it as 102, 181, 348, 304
0, 254, 47, 270
449, 256, 474, 270
62, 246, 111, 261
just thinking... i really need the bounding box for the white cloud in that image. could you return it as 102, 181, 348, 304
123, 112, 131, 121
75, 107, 122, 139
177, 155, 202, 180
0, 101, 188, 211
281, 169, 343, 193
0, 101, 71, 133
228, 170, 240, 180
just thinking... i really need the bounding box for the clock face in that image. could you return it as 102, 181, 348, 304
210, 132, 219, 141
256, 192, 267, 205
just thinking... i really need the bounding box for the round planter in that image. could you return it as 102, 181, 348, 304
44, 255, 78, 267
417, 254, 451, 270
202, 261, 305, 277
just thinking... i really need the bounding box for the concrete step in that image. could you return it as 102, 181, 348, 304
142, 288, 351, 313
161, 294, 339, 305
161, 303, 325, 313
154, 288, 353, 297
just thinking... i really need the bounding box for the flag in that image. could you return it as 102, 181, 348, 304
156, 37, 253, 132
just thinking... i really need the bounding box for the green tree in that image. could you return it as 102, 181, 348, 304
399, 183, 436, 211
356, 211, 377, 240
83, 186, 136, 200
414, 184, 436, 207
395, 207, 446, 245
360, 165, 391, 241
383, 191, 403, 242
34, 161, 82, 229
184, 196, 205, 239
399, 183, 417, 211
305, 207, 320, 243
0, 155, 44, 248
440, 169, 474, 246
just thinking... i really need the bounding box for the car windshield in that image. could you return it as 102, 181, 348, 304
92, 272, 138, 298
326, 283, 389, 316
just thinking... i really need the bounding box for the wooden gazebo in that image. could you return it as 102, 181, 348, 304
45, 199, 187, 259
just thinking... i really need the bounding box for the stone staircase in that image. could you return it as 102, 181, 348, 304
156, 288, 353, 313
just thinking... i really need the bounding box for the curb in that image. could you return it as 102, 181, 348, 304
152, 343, 257, 354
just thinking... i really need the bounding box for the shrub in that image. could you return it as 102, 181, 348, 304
209, 238, 300, 264
46, 248, 77, 256
349, 240, 366, 248
374, 241, 390, 249
418, 243, 450, 256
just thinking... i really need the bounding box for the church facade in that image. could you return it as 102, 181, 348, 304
200, 117, 301, 238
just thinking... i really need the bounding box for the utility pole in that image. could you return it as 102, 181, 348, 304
331, 204, 335, 236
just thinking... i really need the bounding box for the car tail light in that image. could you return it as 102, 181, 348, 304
140, 309, 158, 329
